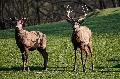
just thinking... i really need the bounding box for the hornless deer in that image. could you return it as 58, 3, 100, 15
15, 19, 48, 71
66, 5, 93, 72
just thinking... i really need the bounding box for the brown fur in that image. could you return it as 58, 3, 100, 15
68, 21, 93, 72
66, 4, 93, 72
15, 19, 48, 71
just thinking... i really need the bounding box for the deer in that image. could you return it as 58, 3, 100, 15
15, 18, 48, 71
66, 5, 93, 72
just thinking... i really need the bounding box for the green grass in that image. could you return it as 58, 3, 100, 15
1, 7, 120, 79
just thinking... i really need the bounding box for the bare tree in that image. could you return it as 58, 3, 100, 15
98, 0, 106, 9
1, 0, 5, 20
118, 0, 120, 6
111, 0, 118, 7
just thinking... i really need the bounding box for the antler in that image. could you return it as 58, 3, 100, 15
66, 4, 89, 24
66, 5, 76, 23
78, 5, 88, 22
66, 5, 73, 19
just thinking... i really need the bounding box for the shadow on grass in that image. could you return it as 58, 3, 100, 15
95, 58, 120, 73
107, 58, 120, 68
48, 66, 73, 71
112, 64, 120, 68
107, 59, 120, 62
0, 66, 73, 72
85, 13, 120, 34
0, 66, 20, 71
0, 66, 44, 71
94, 66, 120, 73
97, 70, 120, 73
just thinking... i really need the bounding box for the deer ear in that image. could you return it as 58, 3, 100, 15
78, 19, 85, 24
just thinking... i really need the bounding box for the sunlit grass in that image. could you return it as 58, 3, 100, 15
1, 7, 120, 79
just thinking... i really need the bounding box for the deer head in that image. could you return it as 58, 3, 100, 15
16, 19, 25, 30
66, 5, 88, 29
16, 17, 27, 29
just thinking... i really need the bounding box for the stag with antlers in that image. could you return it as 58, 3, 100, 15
66, 5, 93, 72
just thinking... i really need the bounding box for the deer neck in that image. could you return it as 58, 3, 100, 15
15, 25, 24, 34
73, 27, 80, 33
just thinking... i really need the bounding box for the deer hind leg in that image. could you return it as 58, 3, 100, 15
80, 48, 84, 72
83, 45, 89, 72
73, 48, 77, 71
88, 43, 94, 71
37, 48, 48, 70
24, 48, 30, 71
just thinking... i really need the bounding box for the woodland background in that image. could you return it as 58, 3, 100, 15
0, 0, 120, 29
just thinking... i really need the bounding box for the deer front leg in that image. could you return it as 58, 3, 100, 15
73, 49, 77, 71
42, 49, 48, 70
80, 49, 85, 72
83, 46, 89, 72
20, 48, 26, 71
21, 53, 26, 71
25, 48, 30, 71
88, 44, 94, 71
90, 52, 94, 71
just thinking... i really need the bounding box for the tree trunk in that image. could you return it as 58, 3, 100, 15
99, 0, 106, 9
12, 0, 21, 18
118, 0, 120, 6
22, 0, 25, 18
1, 0, 4, 20
36, 0, 40, 24
111, 0, 117, 7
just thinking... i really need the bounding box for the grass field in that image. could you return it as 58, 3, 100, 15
1, 7, 120, 79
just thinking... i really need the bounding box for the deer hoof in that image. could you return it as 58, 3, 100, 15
26, 67, 30, 71
91, 64, 94, 71
22, 67, 26, 71
73, 68, 76, 71
83, 64, 86, 72
43, 67, 47, 71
